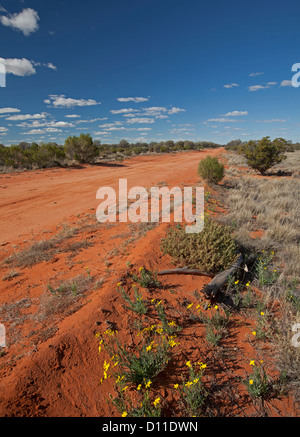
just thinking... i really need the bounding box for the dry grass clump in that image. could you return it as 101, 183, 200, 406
221, 177, 300, 283
36, 274, 96, 321
3, 224, 94, 268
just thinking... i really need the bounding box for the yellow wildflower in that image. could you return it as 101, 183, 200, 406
249, 360, 255, 366
186, 361, 192, 368
168, 339, 179, 348
174, 384, 179, 389
153, 397, 161, 407
249, 379, 254, 385
252, 331, 257, 336
122, 411, 128, 417
137, 384, 142, 391
145, 380, 152, 388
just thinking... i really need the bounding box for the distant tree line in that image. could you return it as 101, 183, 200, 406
0, 134, 222, 170
1, 134, 298, 171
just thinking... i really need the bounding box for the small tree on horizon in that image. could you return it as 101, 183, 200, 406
240, 136, 290, 175
64, 133, 98, 164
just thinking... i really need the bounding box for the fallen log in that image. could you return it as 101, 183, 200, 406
202, 253, 244, 298
158, 267, 213, 278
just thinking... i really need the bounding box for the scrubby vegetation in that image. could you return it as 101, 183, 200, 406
218, 148, 300, 404
0, 137, 222, 171
240, 137, 291, 175
161, 217, 238, 274
197, 155, 224, 184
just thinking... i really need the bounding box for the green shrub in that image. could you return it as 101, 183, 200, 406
161, 217, 237, 274
197, 156, 224, 184
240, 136, 289, 175
64, 133, 98, 163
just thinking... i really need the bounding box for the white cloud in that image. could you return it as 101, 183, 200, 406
99, 122, 123, 128
0, 107, 20, 114
280, 80, 292, 87
168, 107, 186, 114
0, 127, 8, 132
117, 97, 149, 103
223, 83, 239, 88
44, 128, 62, 133
46, 63, 57, 71
33, 61, 57, 71
6, 112, 48, 121
155, 114, 169, 119
223, 110, 248, 116
248, 84, 269, 91
48, 121, 75, 128
65, 114, 81, 118
0, 57, 36, 76
207, 118, 237, 123
76, 118, 108, 124
144, 106, 167, 113
249, 72, 264, 77
45, 94, 100, 108
94, 131, 111, 135
0, 8, 39, 36
267, 82, 277, 85
110, 108, 139, 114
22, 129, 45, 135
126, 117, 155, 124
256, 119, 287, 123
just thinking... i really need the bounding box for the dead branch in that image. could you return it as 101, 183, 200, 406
202, 253, 244, 298
158, 267, 213, 278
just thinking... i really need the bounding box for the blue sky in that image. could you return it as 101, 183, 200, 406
0, 0, 300, 146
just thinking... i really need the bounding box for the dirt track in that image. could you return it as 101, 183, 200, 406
0, 150, 223, 243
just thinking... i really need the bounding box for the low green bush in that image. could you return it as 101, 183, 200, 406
197, 156, 224, 184
161, 217, 237, 274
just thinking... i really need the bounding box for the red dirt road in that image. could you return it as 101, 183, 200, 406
0, 150, 223, 244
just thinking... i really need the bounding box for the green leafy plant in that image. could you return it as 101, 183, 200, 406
197, 155, 224, 184
118, 284, 148, 315
161, 217, 238, 274
176, 361, 208, 416
255, 250, 279, 287
243, 361, 270, 398
100, 331, 172, 385
111, 384, 162, 418
132, 267, 162, 289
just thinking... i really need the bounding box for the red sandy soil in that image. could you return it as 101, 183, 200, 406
0, 149, 298, 417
